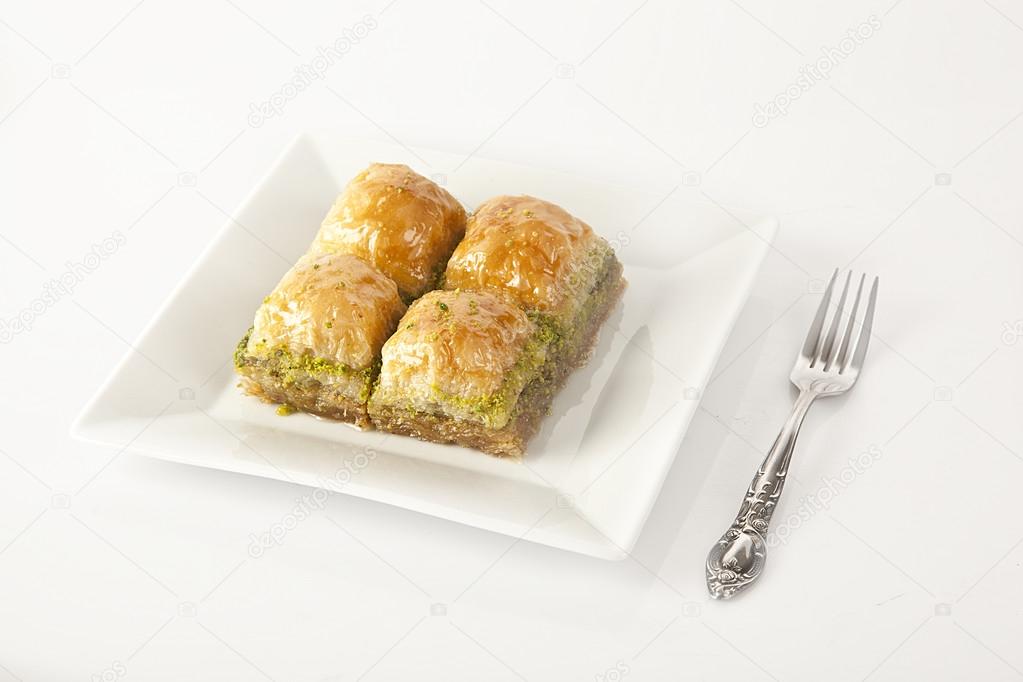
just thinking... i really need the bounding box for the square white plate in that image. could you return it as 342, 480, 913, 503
72, 133, 776, 560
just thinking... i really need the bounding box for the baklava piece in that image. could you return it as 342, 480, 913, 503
235, 253, 406, 428
443, 195, 625, 384
368, 290, 551, 458
310, 163, 467, 301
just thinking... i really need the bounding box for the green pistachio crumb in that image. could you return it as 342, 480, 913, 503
276, 404, 297, 416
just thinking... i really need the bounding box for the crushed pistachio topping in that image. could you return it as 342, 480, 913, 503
233, 329, 253, 368
235, 328, 376, 401
423, 329, 549, 428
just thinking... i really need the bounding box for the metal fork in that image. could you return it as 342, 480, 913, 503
705, 269, 879, 600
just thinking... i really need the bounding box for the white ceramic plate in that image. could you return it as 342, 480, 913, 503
72, 134, 776, 560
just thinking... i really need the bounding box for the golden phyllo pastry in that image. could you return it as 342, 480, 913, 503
311, 163, 467, 300
368, 290, 551, 458
235, 252, 406, 428
443, 195, 622, 333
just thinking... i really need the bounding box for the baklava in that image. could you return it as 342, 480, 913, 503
310, 163, 467, 301
368, 290, 551, 458
234, 166, 625, 459
443, 195, 625, 382
235, 252, 406, 428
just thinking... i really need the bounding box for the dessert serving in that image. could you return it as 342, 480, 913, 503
234, 252, 406, 428
234, 163, 625, 457
368, 290, 551, 457
310, 163, 467, 301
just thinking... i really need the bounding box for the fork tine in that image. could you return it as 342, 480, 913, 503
819, 272, 852, 368
801, 269, 838, 361
850, 277, 879, 370
837, 274, 866, 372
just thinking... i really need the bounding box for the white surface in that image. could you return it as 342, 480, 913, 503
1, 1, 1021, 680
72, 133, 776, 561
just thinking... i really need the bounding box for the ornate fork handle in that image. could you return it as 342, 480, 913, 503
706, 389, 816, 599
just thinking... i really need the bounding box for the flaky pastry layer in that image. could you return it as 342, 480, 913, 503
443, 195, 611, 329
369, 290, 546, 429
247, 252, 405, 370
311, 163, 466, 300
235, 252, 406, 427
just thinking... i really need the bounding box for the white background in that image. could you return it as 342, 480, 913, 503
1, 0, 1022, 680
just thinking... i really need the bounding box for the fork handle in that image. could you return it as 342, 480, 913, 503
739, 389, 815, 530
706, 389, 816, 599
